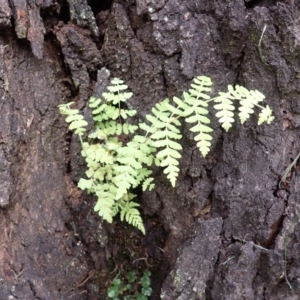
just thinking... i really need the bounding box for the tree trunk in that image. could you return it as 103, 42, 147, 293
0, 0, 299, 299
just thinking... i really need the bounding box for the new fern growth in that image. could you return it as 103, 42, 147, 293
59, 75, 274, 233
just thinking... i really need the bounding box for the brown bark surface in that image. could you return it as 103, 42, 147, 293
1, 0, 300, 299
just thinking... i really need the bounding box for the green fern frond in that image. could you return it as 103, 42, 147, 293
89, 97, 102, 108
118, 199, 145, 234
139, 122, 155, 133
58, 102, 88, 136
142, 177, 155, 191
150, 122, 182, 187
120, 108, 137, 119
173, 96, 190, 111
89, 97, 110, 122
111, 78, 124, 85
258, 105, 274, 125
113, 165, 139, 200
84, 144, 114, 165
102, 78, 133, 105
234, 86, 265, 124
162, 160, 180, 187
187, 76, 212, 102
145, 114, 167, 130
181, 76, 213, 157
89, 129, 107, 141
135, 168, 153, 186
94, 193, 115, 223
92, 183, 120, 223
143, 99, 172, 129
214, 85, 272, 130
151, 105, 172, 122
117, 157, 142, 170
107, 84, 128, 93
153, 134, 182, 187
99, 120, 123, 135
111, 203, 120, 218
117, 137, 155, 167
78, 178, 93, 190
106, 106, 122, 120
140, 95, 184, 186
214, 88, 235, 131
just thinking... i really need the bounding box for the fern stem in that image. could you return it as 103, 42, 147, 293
254, 103, 265, 110
205, 97, 218, 103
117, 90, 122, 125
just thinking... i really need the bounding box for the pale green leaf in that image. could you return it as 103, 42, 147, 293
190, 124, 213, 133
173, 96, 189, 110
214, 103, 235, 111
139, 122, 155, 133
111, 78, 124, 85
163, 164, 180, 187
164, 102, 184, 115
102, 92, 115, 102
194, 132, 213, 142
197, 140, 211, 157
160, 155, 179, 166
78, 178, 93, 190
161, 130, 181, 139
166, 122, 181, 133
152, 139, 168, 148
69, 119, 88, 130
167, 139, 182, 150
114, 92, 133, 104
186, 115, 207, 124
238, 106, 254, 124
65, 114, 84, 123
107, 84, 128, 92
221, 121, 233, 131
120, 109, 137, 119
89, 97, 102, 108
154, 157, 161, 166
258, 105, 274, 125
188, 89, 211, 99
142, 177, 155, 191
146, 115, 165, 128
194, 107, 209, 115
151, 130, 167, 140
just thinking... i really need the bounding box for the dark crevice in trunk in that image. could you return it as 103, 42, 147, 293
59, 0, 71, 23
245, 0, 278, 9
88, 0, 113, 15
41, 0, 71, 24
263, 214, 284, 248
44, 32, 65, 70
235, 49, 246, 85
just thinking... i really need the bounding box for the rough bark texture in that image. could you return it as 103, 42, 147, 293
1, 0, 300, 299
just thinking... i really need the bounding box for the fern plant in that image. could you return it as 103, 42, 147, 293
59, 75, 274, 233
107, 269, 152, 300
59, 78, 152, 233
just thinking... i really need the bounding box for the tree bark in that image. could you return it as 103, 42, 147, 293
0, 0, 300, 299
